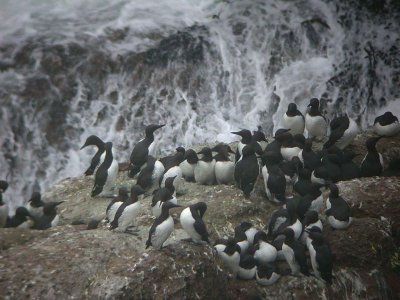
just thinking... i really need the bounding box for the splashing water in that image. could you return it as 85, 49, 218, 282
0, 0, 399, 210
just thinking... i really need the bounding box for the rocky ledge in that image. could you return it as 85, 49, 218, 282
1, 132, 400, 299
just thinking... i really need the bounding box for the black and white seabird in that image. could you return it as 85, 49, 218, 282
305, 98, 327, 139
323, 115, 358, 150
252, 128, 269, 151
237, 253, 257, 280
159, 149, 184, 190
160, 147, 185, 171
274, 130, 301, 162
180, 202, 209, 244
325, 184, 352, 230
212, 143, 235, 185
136, 156, 165, 192
281, 228, 309, 276
151, 176, 177, 218
25, 192, 45, 219
0, 180, 9, 228
194, 147, 216, 185
306, 228, 333, 284
253, 231, 278, 265
266, 207, 290, 240
80, 135, 106, 176
232, 129, 263, 162
128, 124, 165, 178
374, 111, 400, 136
298, 139, 320, 171
256, 263, 281, 286
110, 185, 144, 232
146, 201, 181, 250
106, 186, 129, 223
91, 142, 119, 197
311, 151, 342, 184
5, 207, 33, 228
264, 128, 290, 156
300, 210, 323, 245
235, 221, 258, 245
31, 201, 64, 230
281, 103, 305, 135
360, 136, 384, 177
260, 151, 286, 204
179, 149, 198, 182
234, 145, 260, 198
215, 237, 241, 275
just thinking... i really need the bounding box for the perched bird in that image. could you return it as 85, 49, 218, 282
281, 103, 305, 135
274, 130, 301, 162
360, 136, 384, 177
106, 186, 129, 223
305, 98, 327, 139
252, 128, 269, 151
180, 202, 209, 244
25, 192, 45, 219
256, 263, 281, 286
194, 147, 216, 185
300, 210, 323, 245
160, 147, 185, 171
373, 111, 400, 137
325, 184, 352, 230
260, 151, 286, 204
31, 201, 64, 230
298, 139, 320, 171
110, 185, 145, 232
234, 146, 260, 198
264, 128, 291, 156
151, 176, 177, 218
237, 253, 257, 280
146, 202, 181, 250
281, 228, 309, 276
0, 180, 9, 228
215, 238, 241, 275
179, 149, 198, 182
212, 143, 235, 185
159, 149, 184, 190
253, 231, 278, 265
266, 207, 290, 239
324, 115, 358, 150
312, 152, 342, 184
306, 228, 333, 284
340, 151, 361, 181
128, 124, 165, 178
91, 142, 119, 197
80, 135, 106, 176
235, 221, 258, 245
232, 130, 263, 162
136, 156, 165, 192
5, 207, 33, 228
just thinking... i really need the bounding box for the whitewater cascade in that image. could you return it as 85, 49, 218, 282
0, 0, 399, 210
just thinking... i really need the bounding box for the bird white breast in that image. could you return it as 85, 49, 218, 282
161, 166, 183, 190
152, 161, 165, 183
237, 265, 256, 280
18, 220, 33, 229
237, 142, 245, 157
151, 216, 175, 250
262, 166, 272, 201
179, 160, 196, 180
254, 241, 278, 264
325, 198, 332, 211
214, 244, 226, 255
116, 202, 141, 232
148, 140, 157, 157
311, 171, 325, 185
281, 147, 301, 162
152, 197, 177, 218
328, 216, 352, 230
180, 207, 202, 243
218, 251, 240, 275
215, 161, 235, 185
282, 243, 300, 275
310, 194, 324, 213
104, 159, 119, 192
374, 121, 400, 137
301, 220, 323, 245
26, 203, 44, 220
0, 205, 9, 228
107, 201, 123, 223
245, 227, 258, 245
288, 219, 302, 240
51, 214, 60, 227
307, 243, 320, 279
298, 150, 304, 164
282, 114, 305, 135
334, 118, 358, 149
194, 160, 216, 185
305, 114, 327, 138
256, 271, 280, 286
237, 240, 249, 254
379, 153, 384, 170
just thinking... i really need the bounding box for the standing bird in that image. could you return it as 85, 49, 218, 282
235, 221, 259, 245
80, 135, 106, 176
91, 142, 119, 197
215, 238, 242, 275
179, 149, 198, 182
305, 98, 327, 139
234, 146, 260, 198
323, 115, 358, 150
298, 139, 321, 171
281, 103, 305, 135
180, 202, 209, 244
128, 124, 165, 178
151, 176, 177, 218
325, 184, 352, 230
260, 151, 286, 204
278, 132, 302, 162
160, 147, 185, 171
5, 207, 33, 228
256, 263, 281, 286
194, 147, 216, 185
159, 149, 184, 190
281, 228, 309, 276
237, 253, 257, 280
106, 187, 129, 223
306, 228, 333, 284
136, 156, 165, 192
146, 202, 181, 250
0, 180, 9, 227
110, 185, 145, 233
252, 128, 269, 151
31, 201, 64, 230
253, 231, 278, 265
374, 111, 400, 137
231, 129, 253, 162
25, 192, 45, 219
360, 136, 384, 177
212, 144, 235, 185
